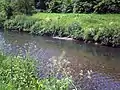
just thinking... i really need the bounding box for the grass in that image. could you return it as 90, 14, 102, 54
32, 13, 120, 29
0, 52, 71, 90
3, 13, 120, 46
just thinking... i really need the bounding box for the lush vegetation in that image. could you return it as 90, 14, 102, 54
36, 0, 120, 13
0, 0, 34, 20
0, 52, 71, 90
4, 13, 120, 46
0, 0, 120, 47
1, 0, 120, 89
0, 0, 120, 19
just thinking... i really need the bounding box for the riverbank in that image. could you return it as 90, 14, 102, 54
0, 52, 71, 90
3, 13, 120, 47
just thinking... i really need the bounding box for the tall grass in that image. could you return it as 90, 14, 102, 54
3, 13, 120, 46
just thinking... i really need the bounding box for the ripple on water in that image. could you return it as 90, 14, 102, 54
78, 72, 120, 90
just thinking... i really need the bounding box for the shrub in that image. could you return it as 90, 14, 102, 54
67, 22, 83, 39
72, 0, 94, 13
83, 28, 98, 41
30, 21, 42, 34
0, 52, 71, 90
36, 0, 120, 13
30, 20, 58, 36
0, 13, 6, 27
94, 0, 120, 13
94, 25, 120, 46
4, 15, 38, 31
0, 54, 37, 90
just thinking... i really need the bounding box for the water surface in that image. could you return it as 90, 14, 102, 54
0, 29, 120, 90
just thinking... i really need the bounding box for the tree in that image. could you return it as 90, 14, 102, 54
0, 0, 35, 19
0, 0, 13, 19
13, 0, 35, 14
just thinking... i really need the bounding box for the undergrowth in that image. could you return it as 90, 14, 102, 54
3, 13, 120, 46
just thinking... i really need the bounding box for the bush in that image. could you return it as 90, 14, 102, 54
72, 0, 94, 13
83, 28, 98, 41
94, 26, 120, 46
94, 0, 120, 13
0, 54, 37, 90
0, 0, 6, 27
4, 15, 38, 31
36, 0, 120, 13
30, 20, 58, 36
0, 52, 71, 90
0, 13, 6, 27
67, 22, 83, 39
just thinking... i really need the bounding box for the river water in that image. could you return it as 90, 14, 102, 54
0, 29, 120, 90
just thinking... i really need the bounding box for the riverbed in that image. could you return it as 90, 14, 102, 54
0, 29, 120, 90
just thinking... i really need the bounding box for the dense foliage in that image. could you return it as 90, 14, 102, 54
0, 0, 120, 18
0, 52, 71, 90
35, 0, 120, 13
0, 0, 35, 19
0, 0, 120, 47
0, 0, 35, 27
4, 13, 120, 46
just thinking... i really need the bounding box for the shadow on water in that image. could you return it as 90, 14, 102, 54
0, 29, 120, 90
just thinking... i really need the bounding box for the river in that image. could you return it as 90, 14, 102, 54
0, 29, 120, 90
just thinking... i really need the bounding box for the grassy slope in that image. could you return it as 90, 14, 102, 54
32, 13, 120, 29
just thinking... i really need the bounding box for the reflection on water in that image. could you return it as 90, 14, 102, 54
0, 29, 120, 90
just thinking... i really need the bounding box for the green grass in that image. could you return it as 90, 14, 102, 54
0, 52, 71, 90
3, 13, 120, 46
32, 13, 120, 29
